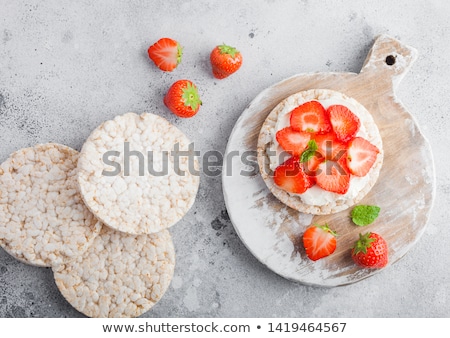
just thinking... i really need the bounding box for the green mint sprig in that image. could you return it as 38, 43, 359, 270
300, 140, 318, 163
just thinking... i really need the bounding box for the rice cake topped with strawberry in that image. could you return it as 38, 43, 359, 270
257, 89, 383, 215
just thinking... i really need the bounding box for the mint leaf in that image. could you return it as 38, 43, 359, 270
300, 140, 318, 163
351, 205, 381, 226
308, 139, 318, 151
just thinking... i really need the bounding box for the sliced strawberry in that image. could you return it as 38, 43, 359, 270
346, 137, 380, 177
303, 224, 337, 261
300, 140, 324, 184
312, 132, 347, 161
273, 156, 311, 194
328, 105, 361, 142
302, 157, 323, 187
276, 127, 311, 156
315, 158, 350, 194
302, 152, 324, 179
290, 101, 332, 134
148, 38, 182, 72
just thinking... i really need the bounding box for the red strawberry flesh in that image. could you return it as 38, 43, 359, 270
303, 224, 337, 261
290, 101, 332, 134
302, 153, 324, 183
148, 38, 182, 72
273, 156, 312, 194
276, 127, 311, 156
312, 132, 347, 161
328, 105, 361, 142
346, 137, 379, 177
315, 159, 350, 194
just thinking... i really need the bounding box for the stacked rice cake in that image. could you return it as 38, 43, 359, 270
0, 112, 198, 317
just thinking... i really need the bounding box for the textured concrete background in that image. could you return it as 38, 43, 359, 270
0, 0, 449, 317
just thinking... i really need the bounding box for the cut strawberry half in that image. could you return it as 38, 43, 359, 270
315, 158, 350, 194
312, 132, 347, 161
346, 137, 380, 177
290, 101, 332, 134
303, 224, 337, 261
148, 37, 182, 72
273, 156, 312, 194
302, 152, 324, 178
276, 127, 311, 156
302, 159, 323, 187
328, 105, 361, 142
298, 139, 323, 185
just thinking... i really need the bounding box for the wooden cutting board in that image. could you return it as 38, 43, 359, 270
222, 35, 435, 287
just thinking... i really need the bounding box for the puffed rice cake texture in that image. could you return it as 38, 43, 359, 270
0, 143, 102, 267
77, 112, 200, 235
53, 226, 175, 318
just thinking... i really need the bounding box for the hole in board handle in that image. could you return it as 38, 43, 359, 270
385, 55, 396, 66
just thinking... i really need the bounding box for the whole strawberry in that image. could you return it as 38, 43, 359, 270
210, 44, 243, 79
164, 80, 202, 118
351, 232, 388, 268
148, 37, 182, 72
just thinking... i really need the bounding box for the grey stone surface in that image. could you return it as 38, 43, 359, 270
0, 0, 449, 317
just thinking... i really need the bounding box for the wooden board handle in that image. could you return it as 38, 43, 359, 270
360, 35, 418, 90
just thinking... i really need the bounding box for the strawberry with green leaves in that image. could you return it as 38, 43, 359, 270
351, 232, 388, 269
148, 38, 183, 72
164, 80, 202, 118
303, 224, 337, 261
210, 44, 243, 79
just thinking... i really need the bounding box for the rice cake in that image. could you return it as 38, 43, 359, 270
257, 89, 383, 215
0, 143, 102, 267
77, 112, 199, 234
53, 226, 175, 318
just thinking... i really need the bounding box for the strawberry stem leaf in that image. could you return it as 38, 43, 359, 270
315, 223, 338, 237
176, 43, 183, 65
353, 232, 376, 255
218, 44, 239, 58
181, 82, 202, 111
